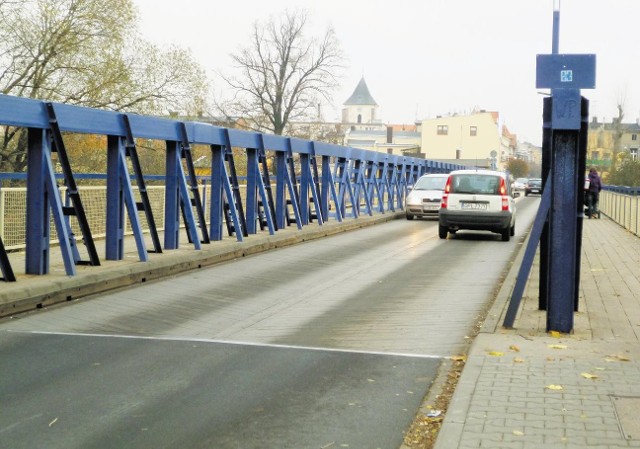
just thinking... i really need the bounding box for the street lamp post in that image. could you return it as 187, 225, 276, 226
552, 0, 560, 54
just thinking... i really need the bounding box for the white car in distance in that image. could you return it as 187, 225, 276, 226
405, 173, 449, 220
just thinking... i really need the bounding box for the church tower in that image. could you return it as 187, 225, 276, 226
341, 77, 379, 125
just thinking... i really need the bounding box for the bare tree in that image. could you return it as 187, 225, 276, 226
218, 10, 345, 135
610, 88, 627, 174
0, 0, 209, 171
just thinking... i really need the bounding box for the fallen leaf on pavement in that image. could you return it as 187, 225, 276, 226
546, 384, 563, 390
509, 345, 520, 352
606, 354, 631, 362
513, 357, 525, 363
548, 344, 567, 349
488, 351, 504, 356
581, 372, 599, 379
512, 430, 524, 436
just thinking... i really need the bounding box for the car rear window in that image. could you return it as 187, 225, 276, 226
451, 174, 501, 195
413, 176, 447, 191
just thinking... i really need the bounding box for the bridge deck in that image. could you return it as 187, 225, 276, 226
0, 213, 401, 317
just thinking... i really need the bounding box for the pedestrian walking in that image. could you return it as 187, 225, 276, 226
586, 167, 602, 218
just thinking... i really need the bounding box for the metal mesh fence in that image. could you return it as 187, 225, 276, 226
0, 188, 27, 248
0, 185, 206, 250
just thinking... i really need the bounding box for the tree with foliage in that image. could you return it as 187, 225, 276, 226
218, 9, 345, 135
606, 153, 640, 187
0, 0, 209, 172
506, 158, 529, 179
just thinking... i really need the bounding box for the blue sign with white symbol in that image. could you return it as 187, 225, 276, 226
560, 70, 573, 82
536, 54, 596, 89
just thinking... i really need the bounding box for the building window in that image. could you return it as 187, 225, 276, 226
633, 134, 637, 141
437, 125, 448, 135
470, 126, 477, 136
357, 114, 362, 124
631, 148, 638, 160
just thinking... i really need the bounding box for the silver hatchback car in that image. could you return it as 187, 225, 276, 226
405, 173, 449, 220
438, 169, 518, 241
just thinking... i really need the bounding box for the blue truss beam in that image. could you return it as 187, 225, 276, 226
0, 93, 472, 280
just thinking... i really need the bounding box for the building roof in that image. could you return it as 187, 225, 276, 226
344, 77, 378, 106
589, 119, 640, 133
346, 129, 420, 139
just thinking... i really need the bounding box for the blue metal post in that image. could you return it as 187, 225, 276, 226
275, 150, 287, 229
299, 152, 311, 225
209, 144, 225, 241
25, 129, 50, 275
246, 147, 259, 233
106, 135, 125, 260
552, 0, 560, 54
547, 130, 579, 332
164, 141, 181, 249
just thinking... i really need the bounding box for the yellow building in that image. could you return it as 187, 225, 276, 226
420, 111, 509, 167
587, 117, 640, 171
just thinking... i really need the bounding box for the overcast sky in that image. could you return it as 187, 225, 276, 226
133, 0, 640, 146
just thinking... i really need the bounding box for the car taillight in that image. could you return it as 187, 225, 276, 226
499, 178, 507, 196
500, 178, 508, 211
441, 176, 452, 209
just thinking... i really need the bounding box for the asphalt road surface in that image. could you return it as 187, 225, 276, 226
0, 196, 540, 449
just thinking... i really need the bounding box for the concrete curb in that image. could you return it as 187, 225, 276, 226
432, 223, 533, 449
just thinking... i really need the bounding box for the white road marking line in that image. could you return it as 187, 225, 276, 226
5, 329, 446, 360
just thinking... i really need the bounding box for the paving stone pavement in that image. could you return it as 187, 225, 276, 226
434, 215, 640, 449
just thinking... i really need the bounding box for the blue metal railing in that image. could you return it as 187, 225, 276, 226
0, 93, 468, 281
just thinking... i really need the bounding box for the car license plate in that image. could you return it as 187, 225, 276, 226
460, 202, 488, 210
424, 204, 439, 210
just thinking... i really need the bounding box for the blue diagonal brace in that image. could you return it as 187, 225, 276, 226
117, 138, 150, 260
175, 149, 202, 250
43, 145, 76, 276
503, 174, 552, 328
0, 234, 16, 281
336, 159, 358, 218
283, 139, 303, 229
307, 143, 324, 225
322, 156, 342, 222
298, 150, 323, 225
354, 160, 373, 216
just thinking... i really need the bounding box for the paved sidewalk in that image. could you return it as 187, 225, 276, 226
434, 215, 640, 449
